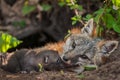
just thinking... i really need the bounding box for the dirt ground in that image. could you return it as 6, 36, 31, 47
0, 41, 120, 80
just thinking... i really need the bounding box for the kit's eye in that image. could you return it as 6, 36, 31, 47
81, 55, 89, 59
72, 42, 76, 49
44, 56, 49, 64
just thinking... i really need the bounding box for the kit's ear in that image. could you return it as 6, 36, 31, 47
99, 41, 118, 56
81, 18, 94, 36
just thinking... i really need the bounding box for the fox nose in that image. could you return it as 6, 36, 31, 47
63, 56, 68, 61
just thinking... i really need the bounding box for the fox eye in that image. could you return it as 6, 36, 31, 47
72, 42, 76, 49
44, 56, 49, 64
81, 55, 89, 59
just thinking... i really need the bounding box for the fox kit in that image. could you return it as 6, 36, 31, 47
62, 19, 119, 73
1, 49, 66, 73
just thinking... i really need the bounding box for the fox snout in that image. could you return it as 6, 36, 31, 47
62, 51, 76, 64
62, 55, 72, 65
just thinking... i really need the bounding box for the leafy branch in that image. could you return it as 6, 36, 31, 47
59, 0, 120, 36
58, 0, 84, 25
0, 32, 22, 53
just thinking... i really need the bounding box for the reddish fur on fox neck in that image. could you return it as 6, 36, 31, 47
46, 41, 64, 55
70, 27, 97, 37
70, 27, 81, 34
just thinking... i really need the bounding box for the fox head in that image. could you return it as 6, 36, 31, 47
62, 19, 119, 71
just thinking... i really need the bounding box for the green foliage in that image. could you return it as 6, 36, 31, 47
58, 0, 83, 25
112, 0, 120, 8
38, 63, 43, 72
83, 14, 93, 21
84, 0, 120, 35
84, 65, 96, 71
69, 4, 82, 11
77, 74, 85, 79
64, 30, 71, 39
22, 3, 52, 15
66, 0, 83, 25
71, 15, 81, 25
22, 5, 36, 16
58, 0, 72, 7
41, 4, 52, 11
0, 33, 22, 53
58, 1, 66, 7
113, 23, 120, 33
60, 0, 120, 35
12, 20, 26, 28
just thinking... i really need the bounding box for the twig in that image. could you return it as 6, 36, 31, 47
70, 0, 85, 25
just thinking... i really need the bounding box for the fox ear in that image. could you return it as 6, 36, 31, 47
81, 18, 94, 36
100, 41, 118, 55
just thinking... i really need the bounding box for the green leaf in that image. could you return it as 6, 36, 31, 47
83, 14, 93, 21
12, 20, 26, 28
58, 1, 66, 7
64, 30, 72, 39
102, 13, 115, 29
84, 65, 96, 71
70, 4, 78, 10
71, 16, 77, 21
22, 5, 36, 16
77, 74, 85, 79
96, 26, 104, 37
71, 15, 81, 25
94, 8, 104, 15
77, 5, 83, 11
106, 8, 112, 13
69, 4, 83, 11
112, 0, 120, 8
38, 63, 43, 72
66, 0, 72, 3
72, 20, 77, 25
1, 44, 10, 53
10, 37, 22, 47
41, 4, 52, 11
0, 33, 22, 53
94, 15, 100, 24
71, 16, 81, 21
113, 24, 120, 33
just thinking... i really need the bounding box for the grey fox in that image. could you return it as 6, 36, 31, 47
62, 19, 119, 73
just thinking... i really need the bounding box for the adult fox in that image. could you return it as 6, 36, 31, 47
61, 19, 119, 73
